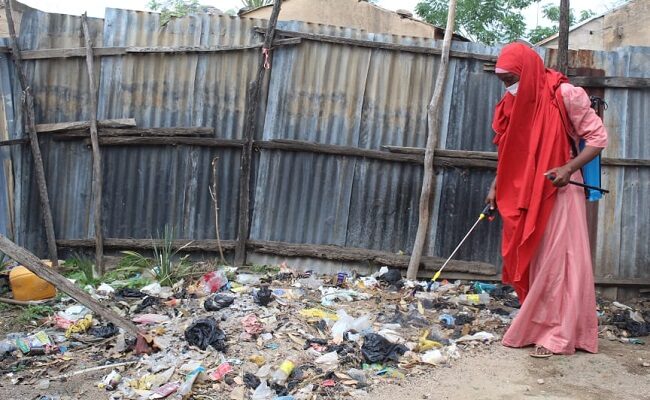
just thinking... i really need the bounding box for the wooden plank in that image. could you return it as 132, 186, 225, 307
20, 47, 127, 60
81, 14, 105, 274
0, 138, 29, 146
235, 0, 285, 267
256, 27, 497, 62
0, 38, 301, 60
4, 2, 59, 267
51, 127, 214, 139
383, 145, 650, 168
95, 137, 244, 147
36, 118, 136, 133
247, 240, 496, 275
57, 238, 237, 252
570, 76, 650, 89
0, 234, 140, 337
257, 139, 423, 164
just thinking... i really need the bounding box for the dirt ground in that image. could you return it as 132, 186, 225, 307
0, 338, 647, 399
364, 339, 650, 400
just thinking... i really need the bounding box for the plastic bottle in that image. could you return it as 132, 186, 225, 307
270, 359, 295, 385
177, 366, 205, 398
453, 293, 490, 305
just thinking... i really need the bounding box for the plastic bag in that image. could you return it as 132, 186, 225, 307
314, 351, 339, 368
361, 333, 408, 363
378, 269, 402, 284
421, 349, 445, 365
200, 270, 228, 294
88, 323, 119, 338
243, 372, 261, 389
331, 310, 371, 343
184, 318, 227, 351
254, 285, 273, 306
251, 380, 274, 400
204, 294, 235, 311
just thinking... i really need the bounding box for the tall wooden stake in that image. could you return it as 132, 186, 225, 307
4, 0, 59, 267
406, 0, 458, 279
558, 0, 570, 75
234, 0, 284, 266
81, 13, 105, 274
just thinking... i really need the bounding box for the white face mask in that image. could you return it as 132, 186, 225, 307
506, 81, 519, 96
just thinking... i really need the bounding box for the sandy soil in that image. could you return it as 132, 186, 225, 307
363, 339, 650, 400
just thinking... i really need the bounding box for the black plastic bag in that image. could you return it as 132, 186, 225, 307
204, 294, 235, 311
254, 285, 273, 306
184, 318, 227, 351
626, 321, 650, 337
243, 372, 260, 389
88, 323, 119, 338
134, 296, 161, 313
115, 288, 145, 298
378, 269, 402, 284
361, 333, 407, 363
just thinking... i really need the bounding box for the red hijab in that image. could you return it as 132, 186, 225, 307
492, 43, 570, 303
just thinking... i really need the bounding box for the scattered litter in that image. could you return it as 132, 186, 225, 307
361, 333, 408, 363
254, 285, 273, 306
1, 263, 646, 400
242, 314, 264, 336
204, 294, 235, 311
132, 314, 170, 325
184, 318, 226, 351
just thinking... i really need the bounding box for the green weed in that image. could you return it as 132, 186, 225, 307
62, 254, 99, 287
18, 304, 54, 324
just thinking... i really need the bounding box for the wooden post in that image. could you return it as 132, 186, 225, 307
406, 0, 458, 280
234, 0, 284, 266
4, 1, 59, 267
0, 234, 140, 337
81, 13, 105, 275
210, 157, 227, 264
557, 0, 570, 75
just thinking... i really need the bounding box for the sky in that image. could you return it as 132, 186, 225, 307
20, 0, 621, 32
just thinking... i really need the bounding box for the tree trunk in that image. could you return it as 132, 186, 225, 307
558, 0, 570, 74
406, 0, 458, 279
81, 13, 105, 274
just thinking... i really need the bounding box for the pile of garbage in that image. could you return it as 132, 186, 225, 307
0, 263, 648, 399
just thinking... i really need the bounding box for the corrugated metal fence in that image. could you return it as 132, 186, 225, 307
0, 5, 647, 292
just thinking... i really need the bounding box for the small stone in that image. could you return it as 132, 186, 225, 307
36, 379, 50, 390
643, 362, 650, 367
537, 379, 545, 385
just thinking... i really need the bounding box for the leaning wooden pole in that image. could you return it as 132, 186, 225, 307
4, 1, 59, 267
234, 0, 284, 266
557, 0, 570, 75
406, 0, 458, 280
0, 234, 140, 337
81, 13, 105, 274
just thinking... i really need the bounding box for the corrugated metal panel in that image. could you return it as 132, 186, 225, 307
251, 21, 505, 264
591, 47, 650, 280
10, 9, 103, 252
9, 9, 270, 254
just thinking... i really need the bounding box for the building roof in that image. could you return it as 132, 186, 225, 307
239, 0, 469, 41
535, 0, 632, 46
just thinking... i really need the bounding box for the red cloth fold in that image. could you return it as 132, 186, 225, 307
492, 43, 571, 303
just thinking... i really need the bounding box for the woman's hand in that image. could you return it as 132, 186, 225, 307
485, 179, 497, 209
544, 165, 573, 187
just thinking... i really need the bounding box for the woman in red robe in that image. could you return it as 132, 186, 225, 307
486, 43, 607, 357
